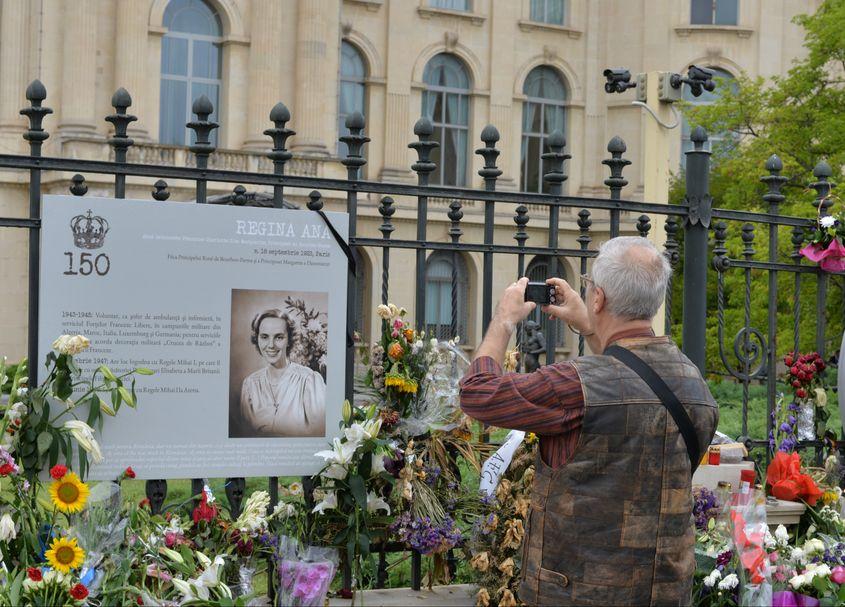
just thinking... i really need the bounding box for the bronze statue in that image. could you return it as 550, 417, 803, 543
523, 320, 546, 373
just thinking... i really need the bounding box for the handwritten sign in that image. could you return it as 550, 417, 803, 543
479, 430, 525, 496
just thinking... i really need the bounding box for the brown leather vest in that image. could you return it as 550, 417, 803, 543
519, 337, 718, 606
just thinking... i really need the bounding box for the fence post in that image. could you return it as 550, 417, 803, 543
476, 125, 501, 336
681, 127, 711, 375
105, 88, 136, 199
21, 80, 51, 386
186, 95, 218, 205
409, 119, 437, 333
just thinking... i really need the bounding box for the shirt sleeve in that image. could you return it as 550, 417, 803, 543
459, 356, 584, 436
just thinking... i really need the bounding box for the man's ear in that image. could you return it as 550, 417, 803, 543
593, 287, 606, 315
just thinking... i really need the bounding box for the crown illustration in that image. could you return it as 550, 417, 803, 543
70, 210, 109, 249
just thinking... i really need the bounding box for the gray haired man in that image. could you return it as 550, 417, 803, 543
461, 236, 718, 606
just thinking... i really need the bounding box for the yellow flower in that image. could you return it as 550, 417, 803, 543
402, 379, 418, 394
49, 472, 90, 513
822, 488, 841, 506
45, 536, 85, 574
385, 374, 404, 389
503, 349, 520, 372
525, 432, 538, 445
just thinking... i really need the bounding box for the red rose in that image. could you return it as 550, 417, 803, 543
0, 463, 15, 476
27, 567, 42, 581
49, 464, 67, 480
137, 597, 144, 606
792, 380, 801, 388
124, 466, 136, 479
790, 365, 800, 376
70, 583, 88, 600
139, 498, 151, 509
784, 355, 794, 366
796, 388, 807, 399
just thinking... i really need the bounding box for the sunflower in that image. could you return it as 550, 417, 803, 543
48, 472, 89, 513
45, 537, 85, 574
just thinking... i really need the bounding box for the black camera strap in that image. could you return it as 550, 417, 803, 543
604, 345, 702, 474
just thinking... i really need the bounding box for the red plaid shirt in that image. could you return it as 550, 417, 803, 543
459, 328, 655, 468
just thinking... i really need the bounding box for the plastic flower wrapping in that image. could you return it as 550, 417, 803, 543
275, 536, 338, 607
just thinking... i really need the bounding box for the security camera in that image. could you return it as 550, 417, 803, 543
603, 68, 637, 94
669, 65, 717, 97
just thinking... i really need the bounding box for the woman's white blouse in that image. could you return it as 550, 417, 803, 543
239, 362, 326, 436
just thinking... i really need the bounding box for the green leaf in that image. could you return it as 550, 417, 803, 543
99, 365, 117, 382
8, 569, 23, 605
48, 430, 59, 467
135, 367, 155, 375
36, 431, 53, 456
347, 537, 356, 565
118, 386, 135, 408
334, 527, 350, 544
358, 532, 371, 558
111, 388, 122, 412
87, 395, 101, 427
348, 475, 367, 510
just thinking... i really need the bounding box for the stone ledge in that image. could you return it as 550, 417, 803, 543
417, 6, 486, 26
329, 584, 477, 606
517, 19, 583, 39
674, 24, 754, 38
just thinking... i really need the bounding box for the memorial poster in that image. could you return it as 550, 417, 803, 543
38, 195, 348, 479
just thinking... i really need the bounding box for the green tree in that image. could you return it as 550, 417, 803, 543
669, 0, 845, 384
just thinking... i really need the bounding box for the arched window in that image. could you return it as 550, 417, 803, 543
520, 66, 567, 193
681, 68, 736, 168
160, 0, 222, 146
338, 41, 367, 157
526, 256, 567, 348
422, 54, 471, 187
424, 251, 468, 341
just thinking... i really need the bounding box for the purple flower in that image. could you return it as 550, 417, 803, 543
788, 414, 797, 425
716, 550, 733, 568
390, 512, 461, 555
780, 422, 792, 433
788, 401, 800, 411
692, 487, 720, 531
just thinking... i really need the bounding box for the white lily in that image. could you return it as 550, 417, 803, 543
195, 551, 212, 569
366, 492, 390, 515
312, 491, 338, 514
196, 554, 225, 589
775, 524, 789, 545
820, 215, 836, 228
171, 578, 195, 599
371, 453, 386, 476
0, 514, 16, 541
159, 546, 184, 564
63, 420, 104, 464
344, 418, 382, 444
315, 437, 361, 480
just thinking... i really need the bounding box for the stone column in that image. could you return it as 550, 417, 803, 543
243, 0, 284, 150
291, 0, 340, 155
58, 0, 98, 137
0, 0, 30, 135
114, 0, 150, 139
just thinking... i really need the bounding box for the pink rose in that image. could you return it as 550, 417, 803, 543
831, 565, 845, 585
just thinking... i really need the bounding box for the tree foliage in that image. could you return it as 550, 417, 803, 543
668, 0, 845, 379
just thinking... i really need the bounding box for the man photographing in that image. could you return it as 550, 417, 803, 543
460, 236, 718, 606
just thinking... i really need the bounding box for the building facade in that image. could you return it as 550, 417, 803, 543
0, 0, 819, 359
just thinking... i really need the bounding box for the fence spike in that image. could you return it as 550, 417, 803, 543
761, 154, 787, 213
712, 221, 730, 272
636, 215, 651, 237
232, 185, 247, 206
541, 130, 570, 188
475, 125, 502, 182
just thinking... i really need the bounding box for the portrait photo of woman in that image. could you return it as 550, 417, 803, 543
229, 289, 328, 438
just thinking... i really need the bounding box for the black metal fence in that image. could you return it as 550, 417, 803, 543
0, 80, 842, 591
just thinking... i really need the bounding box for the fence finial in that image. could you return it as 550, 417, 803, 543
409, 117, 438, 175
307, 191, 324, 211
810, 159, 834, 217
603, 136, 630, 199
265, 102, 295, 164
514, 205, 530, 246
542, 130, 570, 190
761, 154, 787, 213
152, 179, 170, 201
691, 126, 708, 151
187, 94, 218, 157
378, 196, 395, 236
21, 79, 52, 145
69, 174, 87, 196
340, 111, 369, 171
106, 88, 137, 165
475, 125, 502, 182
712, 221, 730, 272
